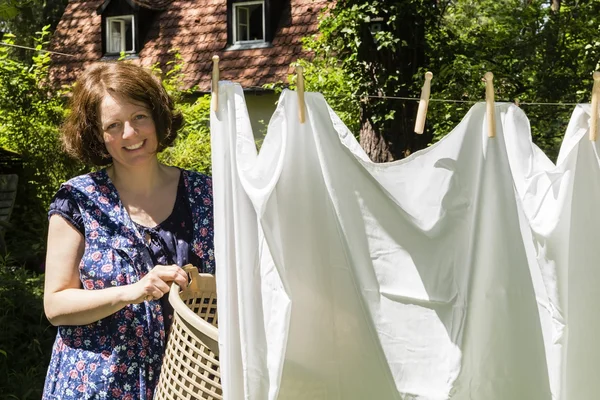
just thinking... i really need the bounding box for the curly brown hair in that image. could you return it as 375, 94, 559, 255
61, 62, 183, 166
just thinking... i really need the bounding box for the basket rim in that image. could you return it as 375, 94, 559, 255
168, 277, 219, 343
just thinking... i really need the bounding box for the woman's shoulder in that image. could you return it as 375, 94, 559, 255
181, 169, 212, 188
61, 170, 108, 191
57, 171, 113, 207
48, 171, 109, 228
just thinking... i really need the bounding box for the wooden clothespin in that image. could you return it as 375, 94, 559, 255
414, 71, 433, 134
484, 72, 496, 138
590, 71, 600, 141
211, 55, 219, 112
296, 65, 306, 124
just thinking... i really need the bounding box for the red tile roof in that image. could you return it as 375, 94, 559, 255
97, 0, 174, 12
49, 0, 329, 91
131, 0, 174, 10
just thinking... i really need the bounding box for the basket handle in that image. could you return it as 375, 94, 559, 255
182, 264, 201, 291
169, 264, 219, 343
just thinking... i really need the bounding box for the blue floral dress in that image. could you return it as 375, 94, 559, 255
42, 168, 215, 400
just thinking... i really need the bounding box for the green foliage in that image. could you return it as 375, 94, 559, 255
0, 38, 211, 398
0, 0, 69, 63
0, 255, 56, 400
264, 56, 361, 136
295, 58, 361, 136
0, 0, 20, 20
299, 0, 441, 133
159, 94, 212, 175
0, 27, 83, 263
157, 49, 190, 102
292, 0, 589, 157
302, 0, 600, 161
425, 0, 600, 160
154, 49, 212, 175
299, 0, 444, 160
0, 37, 212, 264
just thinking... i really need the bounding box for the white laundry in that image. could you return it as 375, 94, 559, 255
504, 104, 600, 400
211, 82, 552, 399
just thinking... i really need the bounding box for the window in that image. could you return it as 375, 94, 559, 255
232, 1, 265, 44
106, 15, 135, 54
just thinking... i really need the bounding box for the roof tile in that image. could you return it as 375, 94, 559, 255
50, 0, 330, 91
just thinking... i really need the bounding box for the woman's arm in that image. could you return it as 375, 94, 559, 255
43, 215, 188, 326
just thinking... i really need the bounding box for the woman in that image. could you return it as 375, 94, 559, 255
42, 62, 215, 399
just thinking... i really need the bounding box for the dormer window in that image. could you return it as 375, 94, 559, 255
106, 15, 135, 54
97, 0, 162, 57
232, 1, 265, 44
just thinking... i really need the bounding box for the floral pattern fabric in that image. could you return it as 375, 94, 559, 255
42, 169, 214, 400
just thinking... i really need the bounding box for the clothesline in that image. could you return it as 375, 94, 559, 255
366, 96, 581, 106
244, 86, 584, 107
366, 96, 582, 106
0, 41, 588, 107
0, 41, 76, 58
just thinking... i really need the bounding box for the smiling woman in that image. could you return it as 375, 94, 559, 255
41, 62, 215, 400
61, 62, 180, 167
100, 94, 159, 168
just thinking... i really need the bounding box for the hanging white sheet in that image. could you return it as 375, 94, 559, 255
504, 104, 600, 400
211, 82, 552, 399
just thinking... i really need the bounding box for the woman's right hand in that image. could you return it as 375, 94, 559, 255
130, 264, 189, 304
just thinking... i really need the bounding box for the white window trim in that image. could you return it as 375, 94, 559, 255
106, 15, 136, 54
232, 1, 265, 44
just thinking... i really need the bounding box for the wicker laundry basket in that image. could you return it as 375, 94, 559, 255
155, 265, 222, 400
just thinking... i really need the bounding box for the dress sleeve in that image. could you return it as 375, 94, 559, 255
48, 186, 84, 235
188, 171, 216, 274
202, 175, 216, 274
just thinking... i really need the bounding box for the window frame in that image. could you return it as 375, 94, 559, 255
232, 0, 266, 45
105, 14, 136, 54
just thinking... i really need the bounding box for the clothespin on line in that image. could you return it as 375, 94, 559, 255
414, 71, 433, 134
211, 55, 219, 112
296, 65, 306, 124
590, 71, 600, 141
484, 72, 496, 138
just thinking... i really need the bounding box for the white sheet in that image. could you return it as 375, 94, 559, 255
504, 104, 600, 400
211, 82, 556, 399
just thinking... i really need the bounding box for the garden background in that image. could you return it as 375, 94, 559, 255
1, 0, 599, 398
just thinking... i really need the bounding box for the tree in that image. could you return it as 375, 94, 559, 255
426, 0, 600, 160
0, 0, 20, 20
0, 28, 83, 262
305, 0, 600, 162
306, 0, 449, 162
0, 0, 68, 62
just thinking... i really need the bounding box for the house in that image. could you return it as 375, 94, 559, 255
49, 0, 329, 135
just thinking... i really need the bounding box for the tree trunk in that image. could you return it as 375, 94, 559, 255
359, 99, 432, 162
359, 110, 395, 162
357, 2, 434, 163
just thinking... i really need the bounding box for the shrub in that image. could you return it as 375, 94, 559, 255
0, 28, 84, 265
0, 255, 56, 399
0, 37, 211, 400
159, 94, 212, 175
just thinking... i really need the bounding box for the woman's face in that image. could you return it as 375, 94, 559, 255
99, 93, 159, 169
